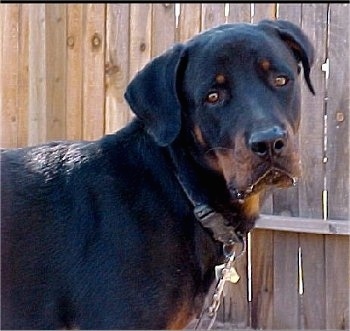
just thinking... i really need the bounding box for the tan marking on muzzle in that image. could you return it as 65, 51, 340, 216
193, 125, 206, 146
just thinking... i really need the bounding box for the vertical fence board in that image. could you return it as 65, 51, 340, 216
45, 4, 67, 141
82, 4, 106, 141
252, 3, 276, 23
105, 4, 131, 134
1, 4, 19, 148
273, 231, 299, 328
298, 3, 327, 220
66, 4, 83, 140
201, 4, 226, 30
279, 4, 328, 329
17, 5, 29, 147
151, 4, 175, 58
326, 3, 350, 221
326, 4, 350, 330
299, 4, 328, 329
227, 3, 251, 23
129, 4, 152, 82
251, 229, 274, 329
28, 4, 47, 146
326, 235, 350, 329
176, 4, 201, 43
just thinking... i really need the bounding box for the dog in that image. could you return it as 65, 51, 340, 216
1, 19, 314, 329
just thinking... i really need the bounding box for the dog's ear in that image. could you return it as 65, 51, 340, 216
258, 19, 315, 95
125, 44, 186, 146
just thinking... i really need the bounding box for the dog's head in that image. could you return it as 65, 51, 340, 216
125, 20, 314, 230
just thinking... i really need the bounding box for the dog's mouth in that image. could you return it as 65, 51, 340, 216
229, 167, 297, 203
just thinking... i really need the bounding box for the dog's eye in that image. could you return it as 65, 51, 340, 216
206, 92, 220, 104
274, 76, 289, 87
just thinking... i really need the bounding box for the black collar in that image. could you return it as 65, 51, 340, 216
168, 146, 243, 245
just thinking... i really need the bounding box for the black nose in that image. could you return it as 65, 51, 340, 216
249, 126, 287, 157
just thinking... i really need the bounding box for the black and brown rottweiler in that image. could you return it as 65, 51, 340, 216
1, 20, 314, 329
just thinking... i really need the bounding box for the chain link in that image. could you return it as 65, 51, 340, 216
194, 239, 245, 330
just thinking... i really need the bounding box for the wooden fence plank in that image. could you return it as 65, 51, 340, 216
82, 4, 106, 141
66, 4, 83, 140
105, 4, 131, 134
252, 3, 276, 24
129, 4, 152, 81
28, 4, 47, 146
326, 235, 350, 329
326, 4, 350, 330
227, 3, 251, 23
151, 4, 175, 58
298, 3, 327, 220
1, 4, 19, 148
273, 231, 299, 328
45, 4, 67, 141
326, 3, 349, 221
17, 5, 29, 147
201, 3, 226, 31
251, 229, 274, 329
176, 4, 201, 43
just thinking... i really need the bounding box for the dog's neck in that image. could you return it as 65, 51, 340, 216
167, 142, 244, 245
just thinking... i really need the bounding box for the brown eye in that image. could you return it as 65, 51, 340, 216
206, 92, 220, 103
274, 76, 289, 87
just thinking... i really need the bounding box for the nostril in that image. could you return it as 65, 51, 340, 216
273, 139, 285, 153
251, 142, 268, 156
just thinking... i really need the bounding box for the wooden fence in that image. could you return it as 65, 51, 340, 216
1, 3, 349, 329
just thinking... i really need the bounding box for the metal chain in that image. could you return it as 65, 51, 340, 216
194, 240, 246, 330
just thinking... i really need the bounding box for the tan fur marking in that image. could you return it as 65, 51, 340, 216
215, 74, 226, 84
193, 125, 205, 146
242, 194, 260, 219
166, 303, 194, 330
259, 59, 271, 72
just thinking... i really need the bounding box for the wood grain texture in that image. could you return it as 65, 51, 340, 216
227, 3, 251, 23
105, 4, 131, 134
251, 229, 274, 329
82, 4, 106, 141
1, 4, 20, 148
176, 4, 201, 43
16, 5, 30, 148
201, 3, 226, 30
151, 4, 175, 58
45, 4, 67, 141
129, 4, 152, 82
326, 3, 350, 221
66, 4, 83, 140
28, 4, 47, 146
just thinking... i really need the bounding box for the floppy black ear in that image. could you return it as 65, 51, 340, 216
258, 19, 315, 95
124, 44, 186, 146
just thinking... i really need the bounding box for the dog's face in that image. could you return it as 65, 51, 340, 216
125, 20, 314, 224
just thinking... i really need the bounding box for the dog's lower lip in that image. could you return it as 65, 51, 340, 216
229, 168, 297, 203
249, 168, 297, 192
